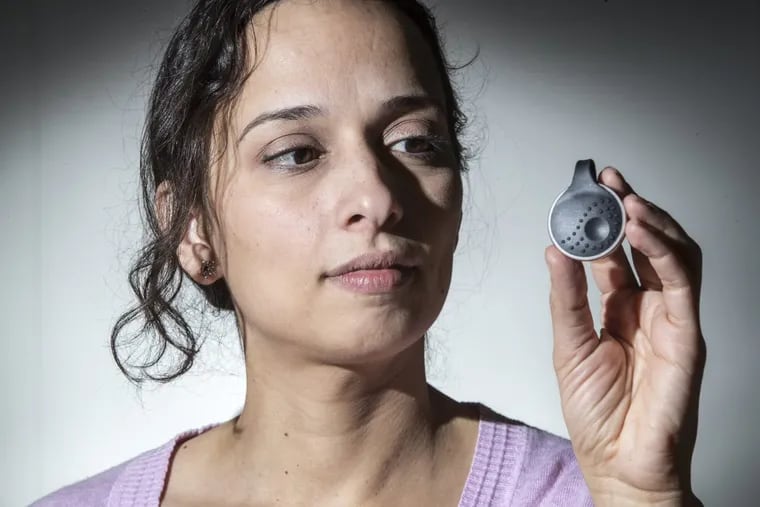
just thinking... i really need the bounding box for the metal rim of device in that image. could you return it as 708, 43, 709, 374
547, 183, 627, 262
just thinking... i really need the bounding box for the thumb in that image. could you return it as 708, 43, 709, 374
544, 245, 598, 371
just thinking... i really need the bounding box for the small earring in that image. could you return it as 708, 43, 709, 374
200, 259, 217, 279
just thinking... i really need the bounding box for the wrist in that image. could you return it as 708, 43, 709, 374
587, 477, 701, 507
590, 491, 702, 507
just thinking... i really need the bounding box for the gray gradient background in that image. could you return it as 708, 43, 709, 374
2, 0, 758, 505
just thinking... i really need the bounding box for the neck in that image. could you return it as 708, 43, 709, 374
214, 337, 466, 505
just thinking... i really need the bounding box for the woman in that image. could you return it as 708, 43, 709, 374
32, 0, 706, 505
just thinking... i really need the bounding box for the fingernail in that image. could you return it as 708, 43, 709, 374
608, 167, 622, 179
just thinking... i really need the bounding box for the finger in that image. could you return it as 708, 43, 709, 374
610, 191, 662, 290
598, 165, 635, 197
630, 245, 663, 291
624, 193, 692, 246
590, 243, 639, 295
624, 193, 702, 291
624, 219, 701, 328
602, 167, 693, 292
590, 167, 639, 293
545, 245, 598, 371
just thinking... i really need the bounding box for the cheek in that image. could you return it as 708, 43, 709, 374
425, 170, 462, 211
423, 172, 463, 239
222, 188, 319, 304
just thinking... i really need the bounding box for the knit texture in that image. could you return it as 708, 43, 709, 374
30, 403, 594, 506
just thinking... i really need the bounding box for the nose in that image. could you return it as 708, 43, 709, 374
336, 140, 404, 232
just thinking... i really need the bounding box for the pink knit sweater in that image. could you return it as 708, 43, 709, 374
30, 403, 594, 506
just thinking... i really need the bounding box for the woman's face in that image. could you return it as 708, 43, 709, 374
205, 0, 463, 365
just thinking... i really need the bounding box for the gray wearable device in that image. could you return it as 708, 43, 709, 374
547, 159, 627, 261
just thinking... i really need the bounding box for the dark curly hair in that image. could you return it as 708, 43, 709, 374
111, 0, 481, 386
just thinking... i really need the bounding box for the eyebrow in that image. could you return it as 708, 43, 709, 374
235, 94, 445, 145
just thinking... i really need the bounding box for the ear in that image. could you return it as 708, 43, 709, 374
178, 212, 222, 284
156, 181, 222, 285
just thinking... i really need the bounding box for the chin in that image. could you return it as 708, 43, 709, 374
309, 325, 426, 367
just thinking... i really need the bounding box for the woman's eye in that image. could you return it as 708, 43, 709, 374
392, 135, 449, 159
263, 146, 320, 168
394, 137, 434, 153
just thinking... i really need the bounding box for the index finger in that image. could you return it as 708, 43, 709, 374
545, 245, 599, 372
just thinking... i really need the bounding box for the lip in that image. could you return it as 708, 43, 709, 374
326, 266, 416, 294
324, 250, 419, 278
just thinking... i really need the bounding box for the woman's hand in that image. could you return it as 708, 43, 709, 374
544, 166, 706, 506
